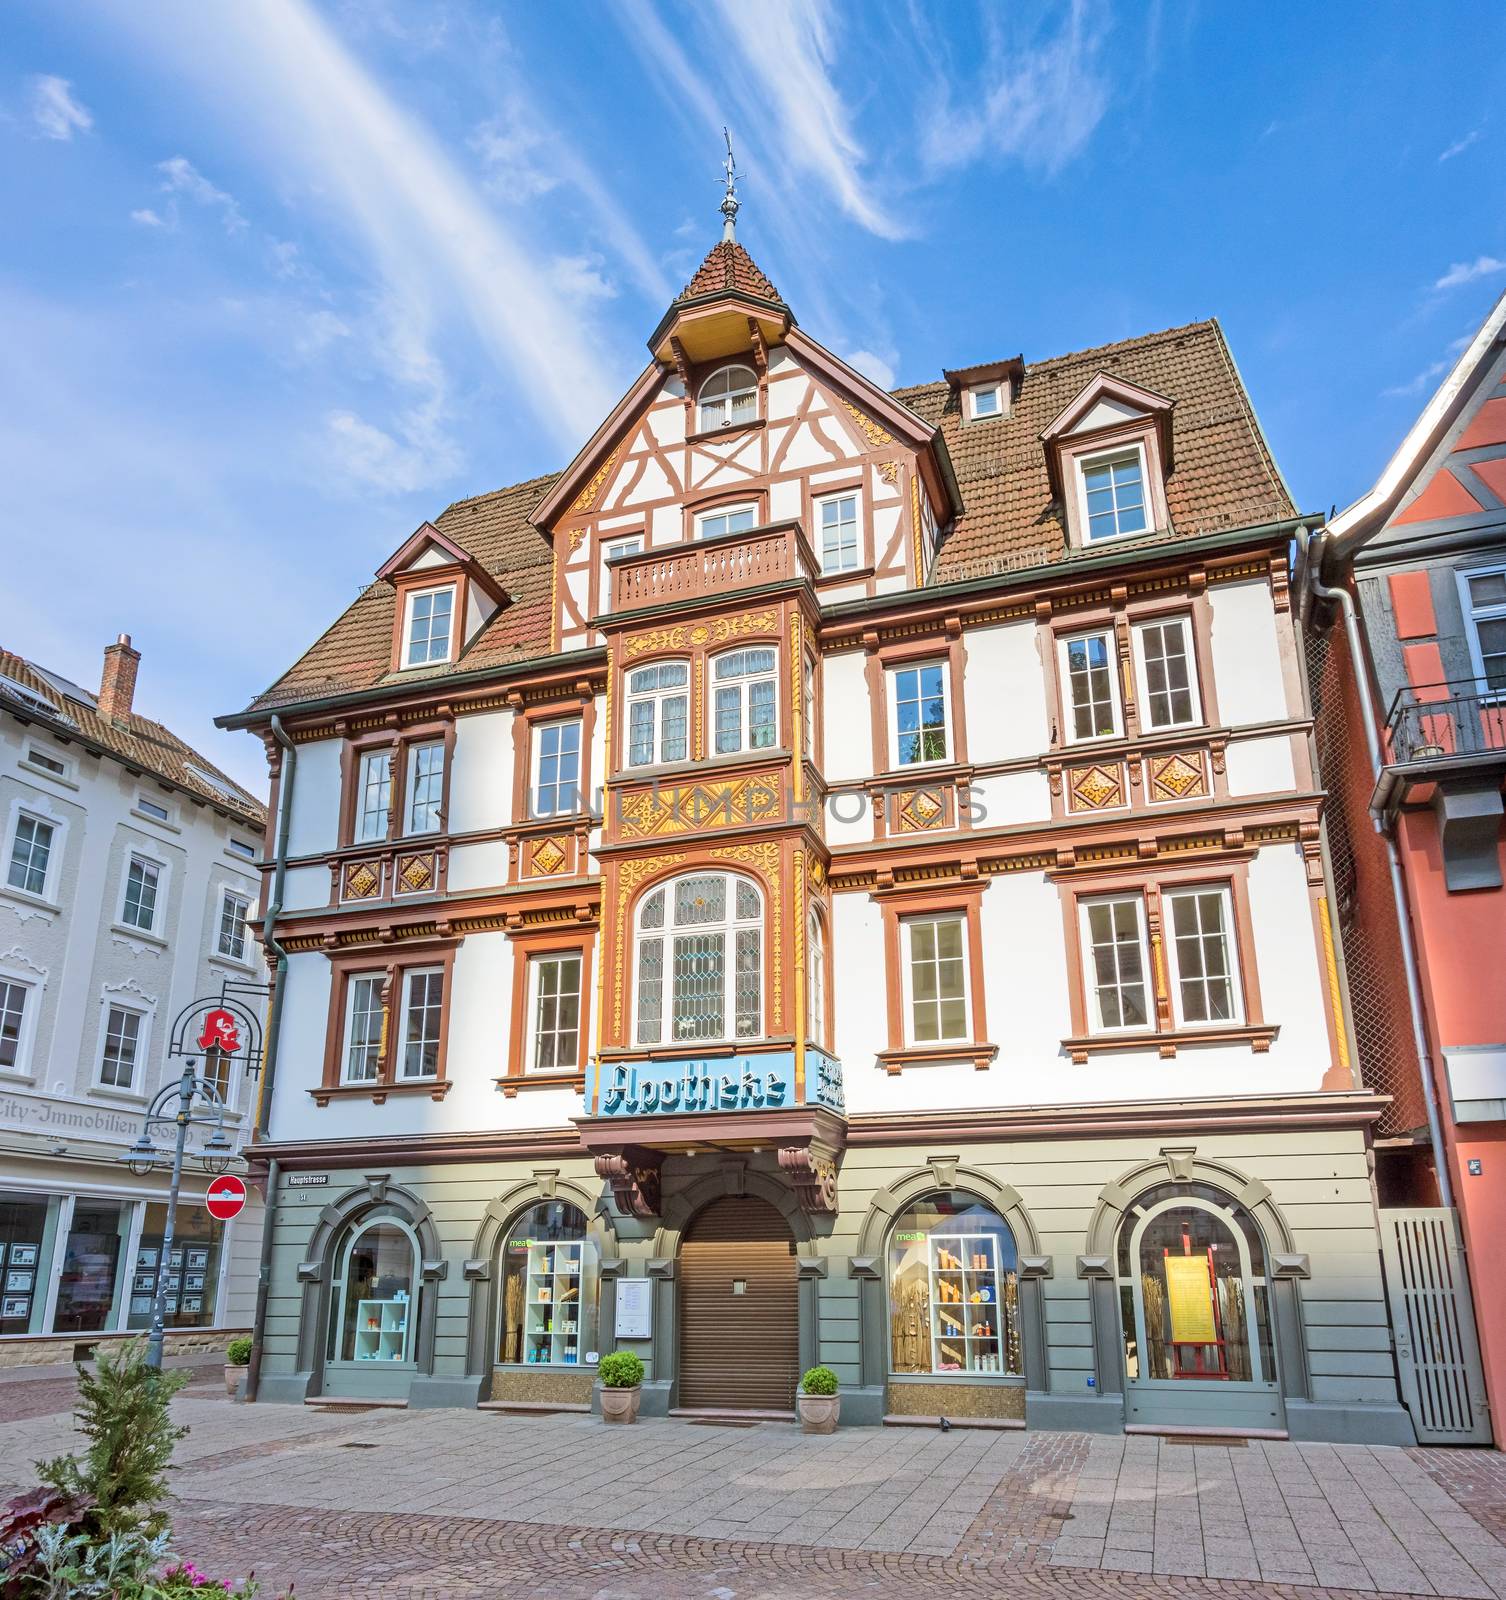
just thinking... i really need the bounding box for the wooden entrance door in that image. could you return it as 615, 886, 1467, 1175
679, 1196, 798, 1412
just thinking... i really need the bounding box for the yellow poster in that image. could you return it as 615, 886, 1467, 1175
1163, 1255, 1216, 1344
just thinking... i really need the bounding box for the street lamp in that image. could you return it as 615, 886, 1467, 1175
120, 1062, 238, 1371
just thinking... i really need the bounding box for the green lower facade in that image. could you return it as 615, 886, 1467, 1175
254, 1121, 1417, 1445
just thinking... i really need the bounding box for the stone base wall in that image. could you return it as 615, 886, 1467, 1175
885, 1380, 1025, 1421
490, 1367, 596, 1406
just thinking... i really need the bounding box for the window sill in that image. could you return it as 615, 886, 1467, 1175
0, 884, 60, 917
599, 1039, 788, 1063
685, 417, 766, 447
129, 807, 183, 835
208, 952, 257, 975
877, 1043, 998, 1076
1062, 1023, 1278, 1063
91, 1083, 149, 1105
815, 565, 875, 587
20, 759, 79, 791
111, 922, 168, 949
496, 1070, 586, 1099
310, 1077, 452, 1107
0, 1068, 37, 1086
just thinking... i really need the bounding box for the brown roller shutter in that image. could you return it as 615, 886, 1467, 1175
678, 1195, 798, 1412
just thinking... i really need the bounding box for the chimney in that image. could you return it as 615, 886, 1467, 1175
99, 634, 141, 722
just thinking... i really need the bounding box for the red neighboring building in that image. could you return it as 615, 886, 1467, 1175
1305, 289, 1506, 1445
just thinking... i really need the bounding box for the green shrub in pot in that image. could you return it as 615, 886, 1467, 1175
226, 1337, 253, 1367
800, 1365, 838, 1396
597, 1351, 645, 1389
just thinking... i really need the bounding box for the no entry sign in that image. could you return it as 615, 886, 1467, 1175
205, 1174, 247, 1222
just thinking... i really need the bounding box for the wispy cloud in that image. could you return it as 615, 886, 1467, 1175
29, 75, 93, 141
845, 347, 896, 389
1439, 128, 1482, 163
1433, 255, 1506, 291
158, 156, 248, 234
130, 207, 167, 229
1381, 333, 1475, 398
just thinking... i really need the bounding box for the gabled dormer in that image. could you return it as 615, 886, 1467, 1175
1041, 372, 1175, 549
376, 522, 509, 673
944, 356, 1023, 424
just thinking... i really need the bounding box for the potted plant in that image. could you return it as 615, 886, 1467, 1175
797, 1365, 840, 1433
597, 1350, 645, 1424
225, 1336, 252, 1398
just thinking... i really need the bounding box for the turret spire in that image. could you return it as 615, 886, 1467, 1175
720, 127, 740, 242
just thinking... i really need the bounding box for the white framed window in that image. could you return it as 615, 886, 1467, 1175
1133, 616, 1200, 729
635, 872, 762, 1045
532, 720, 582, 817
98, 1002, 146, 1091
816, 492, 860, 573
626, 661, 689, 767
599, 535, 642, 615
342, 974, 385, 1083
807, 907, 826, 1049
1078, 447, 1149, 543
1079, 896, 1151, 1033
901, 913, 970, 1044
403, 742, 445, 835
120, 853, 163, 933
0, 976, 37, 1076
712, 647, 778, 755
697, 364, 757, 431
6, 812, 55, 899
402, 585, 455, 667
1457, 565, 1506, 696
890, 661, 950, 767
1059, 630, 1120, 742
968, 383, 1002, 420
802, 654, 816, 759
136, 796, 171, 822
695, 502, 757, 542
355, 750, 392, 843
529, 952, 583, 1072
1164, 886, 1241, 1026
397, 967, 444, 1079
217, 890, 251, 962
228, 837, 256, 861
25, 746, 68, 777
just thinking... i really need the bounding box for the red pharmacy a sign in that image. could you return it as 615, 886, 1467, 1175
197, 1008, 241, 1054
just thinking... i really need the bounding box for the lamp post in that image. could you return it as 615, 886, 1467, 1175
124, 1063, 237, 1372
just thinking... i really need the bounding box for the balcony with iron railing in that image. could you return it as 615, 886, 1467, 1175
609, 518, 820, 614
1385, 679, 1506, 766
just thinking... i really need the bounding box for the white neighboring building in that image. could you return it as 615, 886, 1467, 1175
0, 634, 266, 1363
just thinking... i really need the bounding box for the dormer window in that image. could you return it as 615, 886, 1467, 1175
969, 384, 1001, 419
403, 585, 455, 667
697, 364, 757, 432
1080, 448, 1149, 543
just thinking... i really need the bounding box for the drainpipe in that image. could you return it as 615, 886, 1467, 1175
245, 714, 296, 1401
1303, 530, 1454, 1208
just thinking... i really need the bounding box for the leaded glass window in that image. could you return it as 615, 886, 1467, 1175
635, 871, 763, 1045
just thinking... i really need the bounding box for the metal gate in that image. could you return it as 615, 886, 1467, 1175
1379, 1208, 1492, 1444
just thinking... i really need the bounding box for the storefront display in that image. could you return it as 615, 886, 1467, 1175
498, 1202, 598, 1366
53, 1201, 130, 1334
0, 1193, 63, 1336
330, 1219, 418, 1364
127, 1204, 224, 1332
887, 1192, 1022, 1377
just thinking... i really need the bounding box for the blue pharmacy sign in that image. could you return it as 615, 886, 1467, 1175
593, 1048, 844, 1118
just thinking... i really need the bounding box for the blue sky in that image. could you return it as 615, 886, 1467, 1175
3, 1, 1504, 796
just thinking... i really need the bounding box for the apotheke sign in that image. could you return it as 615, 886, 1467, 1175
595, 1049, 844, 1119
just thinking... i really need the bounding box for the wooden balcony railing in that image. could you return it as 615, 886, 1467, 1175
611, 519, 820, 613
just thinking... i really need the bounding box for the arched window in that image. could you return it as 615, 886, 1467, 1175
498, 1201, 599, 1367
711, 647, 777, 754
635, 871, 762, 1045
1114, 1181, 1276, 1386
328, 1216, 419, 1365
697, 364, 757, 431
807, 905, 826, 1049
626, 660, 689, 767
887, 1191, 1021, 1376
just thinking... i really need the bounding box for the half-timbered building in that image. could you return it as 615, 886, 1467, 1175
222, 211, 1415, 1442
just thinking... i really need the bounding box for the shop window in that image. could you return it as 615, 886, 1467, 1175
355, 750, 392, 843
626, 661, 689, 767
403, 742, 445, 835
1115, 1182, 1275, 1386
528, 952, 582, 1072
712, 648, 777, 755
7, 812, 56, 898
1165, 886, 1241, 1026
887, 1191, 1022, 1376
890, 662, 950, 767
329, 1217, 420, 1365
217, 889, 251, 962
402, 585, 455, 667
0, 1191, 62, 1335
635, 871, 762, 1045
531, 720, 582, 817
127, 1203, 223, 1331
1134, 617, 1200, 730
53, 1200, 132, 1334
1059, 630, 1119, 742
497, 1201, 599, 1367
901, 914, 969, 1044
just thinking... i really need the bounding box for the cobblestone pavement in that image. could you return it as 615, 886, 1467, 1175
2, 1389, 1503, 1599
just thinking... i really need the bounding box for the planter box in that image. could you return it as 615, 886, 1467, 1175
798, 1392, 840, 1434
600, 1384, 642, 1424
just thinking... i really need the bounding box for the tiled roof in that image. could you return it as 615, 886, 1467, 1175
675, 240, 783, 305
1, 646, 264, 827
243, 320, 1292, 715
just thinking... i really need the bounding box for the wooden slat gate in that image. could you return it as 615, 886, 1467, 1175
679, 1196, 798, 1413
1378, 1208, 1492, 1445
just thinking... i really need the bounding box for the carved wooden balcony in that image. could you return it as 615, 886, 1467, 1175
611, 518, 819, 613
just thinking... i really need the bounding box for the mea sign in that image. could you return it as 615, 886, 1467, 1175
205, 1175, 247, 1221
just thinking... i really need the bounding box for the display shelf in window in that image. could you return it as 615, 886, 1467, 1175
353, 1296, 410, 1362
927, 1233, 1017, 1374
520, 1239, 594, 1366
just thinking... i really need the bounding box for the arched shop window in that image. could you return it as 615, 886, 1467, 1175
327, 1217, 419, 1366
499, 1202, 598, 1367
887, 1191, 1022, 1376
1114, 1181, 1276, 1385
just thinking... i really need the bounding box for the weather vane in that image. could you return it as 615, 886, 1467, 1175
720, 128, 740, 242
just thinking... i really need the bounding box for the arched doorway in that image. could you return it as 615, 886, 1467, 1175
1114, 1181, 1283, 1432
679, 1195, 798, 1412
324, 1215, 422, 1397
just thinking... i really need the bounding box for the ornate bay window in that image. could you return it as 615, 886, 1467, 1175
634, 871, 763, 1046
626, 661, 689, 767
712, 648, 777, 754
